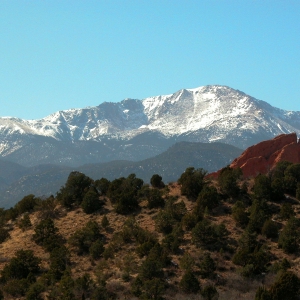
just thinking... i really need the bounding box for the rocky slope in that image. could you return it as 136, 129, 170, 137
229, 133, 300, 177
0, 85, 299, 167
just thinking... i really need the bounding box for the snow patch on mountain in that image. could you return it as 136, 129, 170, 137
0, 85, 299, 161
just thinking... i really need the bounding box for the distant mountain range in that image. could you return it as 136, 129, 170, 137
1, 84, 299, 207
1, 85, 299, 167
0, 141, 242, 208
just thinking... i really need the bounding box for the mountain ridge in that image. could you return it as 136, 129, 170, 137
0, 85, 299, 166
0, 141, 242, 208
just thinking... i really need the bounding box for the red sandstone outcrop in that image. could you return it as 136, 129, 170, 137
229, 133, 300, 177
209, 133, 300, 179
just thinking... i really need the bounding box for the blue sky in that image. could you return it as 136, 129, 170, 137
0, 1, 299, 120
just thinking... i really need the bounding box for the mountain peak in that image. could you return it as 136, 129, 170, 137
0, 85, 299, 166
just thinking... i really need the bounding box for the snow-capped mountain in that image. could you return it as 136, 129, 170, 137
0, 85, 299, 166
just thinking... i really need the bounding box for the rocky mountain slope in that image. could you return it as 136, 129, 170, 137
0, 85, 299, 167
230, 133, 300, 177
209, 133, 300, 178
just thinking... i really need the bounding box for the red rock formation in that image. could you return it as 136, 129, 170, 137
229, 133, 300, 178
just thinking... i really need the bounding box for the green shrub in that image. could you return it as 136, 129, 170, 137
196, 185, 219, 211
146, 188, 165, 209
143, 278, 166, 299
269, 271, 300, 300
178, 167, 207, 199
179, 252, 194, 271
91, 284, 116, 300
25, 281, 45, 300
233, 230, 270, 276
192, 219, 228, 250
49, 246, 71, 281
278, 217, 300, 253
15, 194, 40, 215
56, 270, 75, 300
218, 166, 241, 198
234, 230, 257, 259
89, 239, 104, 260
255, 286, 272, 300
271, 161, 292, 181
181, 212, 198, 230
279, 203, 294, 220
18, 214, 32, 231
3, 278, 29, 297
69, 220, 102, 255
139, 254, 164, 280
232, 201, 249, 228
4, 208, 18, 221
284, 163, 300, 195
131, 276, 165, 299
201, 284, 219, 300
180, 271, 200, 293
162, 232, 181, 254
150, 174, 165, 188
165, 197, 187, 221
101, 215, 109, 229
36, 196, 59, 220
269, 258, 291, 274
32, 218, 62, 252
107, 174, 143, 214
155, 211, 174, 234
0, 227, 10, 244
247, 199, 270, 233
1, 249, 40, 282
74, 273, 95, 299
271, 178, 285, 202
199, 252, 216, 278
136, 241, 156, 258
81, 187, 102, 214
102, 245, 114, 259
252, 174, 272, 201
57, 171, 93, 208
262, 219, 279, 239
94, 177, 110, 195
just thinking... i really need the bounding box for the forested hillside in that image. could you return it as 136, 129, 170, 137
0, 141, 241, 208
0, 161, 300, 299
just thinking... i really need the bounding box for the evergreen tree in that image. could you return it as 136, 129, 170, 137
232, 200, 249, 228
200, 252, 216, 278
218, 166, 241, 199
180, 271, 200, 293
262, 219, 279, 239
150, 174, 165, 188
269, 271, 300, 300
94, 177, 110, 195
271, 178, 285, 202
279, 203, 294, 220
101, 215, 109, 229
81, 187, 101, 214
49, 246, 71, 281
201, 285, 219, 300
15, 194, 39, 215
278, 217, 300, 253
1, 250, 40, 282
197, 185, 219, 211
178, 167, 207, 199
253, 174, 272, 201
57, 171, 93, 208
